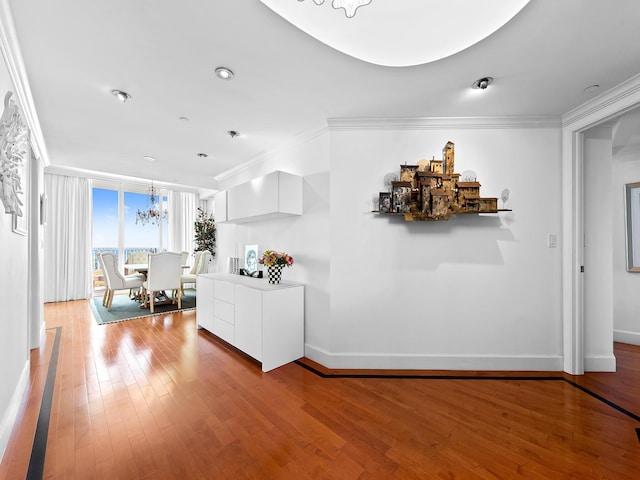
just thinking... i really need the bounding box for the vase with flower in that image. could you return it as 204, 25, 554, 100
259, 249, 294, 284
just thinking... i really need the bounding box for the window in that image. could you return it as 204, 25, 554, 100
124, 190, 167, 256
92, 181, 168, 288
92, 187, 118, 267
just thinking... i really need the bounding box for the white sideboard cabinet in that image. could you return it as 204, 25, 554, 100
196, 273, 304, 372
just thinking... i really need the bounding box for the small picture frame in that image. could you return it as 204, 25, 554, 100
40, 193, 47, 226
244, 244, 258, 275
379, 192, 391, 213
625, 182, 640, 272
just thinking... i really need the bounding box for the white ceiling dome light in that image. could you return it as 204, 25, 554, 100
260, 0, 530, 67
297, 0, 372, 18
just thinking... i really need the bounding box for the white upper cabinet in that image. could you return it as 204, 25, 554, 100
219, 171, 302, 223
213, 190, 228, 222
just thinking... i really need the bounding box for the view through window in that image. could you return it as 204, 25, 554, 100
92, 183, 168, 291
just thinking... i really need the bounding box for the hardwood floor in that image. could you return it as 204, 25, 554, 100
1, 299, 639, 479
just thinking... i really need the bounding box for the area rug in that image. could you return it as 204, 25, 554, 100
91, 289, 196, 325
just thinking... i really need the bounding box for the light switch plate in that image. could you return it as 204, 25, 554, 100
548, 233, 557, 248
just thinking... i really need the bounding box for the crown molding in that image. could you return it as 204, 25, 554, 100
44, 164, 212, 196
327, 115, 561, 131
215, 124, 329, 183
214, 116, 560, 183
0, 0, 49, 166
562, 72, 640, 130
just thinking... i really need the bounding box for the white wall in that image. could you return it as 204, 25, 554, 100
583, 126, 615, 370
323, 124, 563, 370
29, 151, 45, 349
216, 130, 331, 355
0, 69, 31, 460
216, 121, 566, 370
612, 109, 640, 345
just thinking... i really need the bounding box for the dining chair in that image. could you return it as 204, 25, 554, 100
142, 252, 183, 313
97, 252, 109, 307
99, 252, 145, 311
180, 250, 212, 296
125, 251, 149, 275
189, 250, 205, 275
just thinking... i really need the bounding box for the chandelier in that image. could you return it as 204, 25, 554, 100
135, 182, 167, 226
297, 0, 372, 18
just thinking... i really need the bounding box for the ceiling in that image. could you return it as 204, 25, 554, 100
260, 0, 531, 66
8, 0, 640, 193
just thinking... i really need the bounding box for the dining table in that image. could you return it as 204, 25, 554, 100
125, 263, 149, 275
125, 263, 191, 275
124, 263, 190, 306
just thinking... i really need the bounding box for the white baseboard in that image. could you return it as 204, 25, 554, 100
0, 359, 30, 463
613, 329, 640, 346
304, 344, 563, 371
31, 319, 46, 350
584, 354, 617, 372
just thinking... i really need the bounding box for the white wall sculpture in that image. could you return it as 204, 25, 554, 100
0, 91, 28, 216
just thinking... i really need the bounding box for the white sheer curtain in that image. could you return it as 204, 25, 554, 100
199, 197, 213, 215
167, 190, 198, 256
43, 174, 92, 302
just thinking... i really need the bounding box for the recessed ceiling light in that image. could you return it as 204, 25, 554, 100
227, 130, 239, 138
584, 84, 600, 93
472, 77, 493, 90
143, 155, 156, 162
215, 67, 234, 80
197, 153, 208, 158
111, 89, 131, 102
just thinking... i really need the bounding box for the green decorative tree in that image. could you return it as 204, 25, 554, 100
194, 207, 216, 256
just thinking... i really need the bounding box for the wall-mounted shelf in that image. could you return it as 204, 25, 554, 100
372, 209, 512, 222
216, 171, 302, 224
375, 141, 512, 222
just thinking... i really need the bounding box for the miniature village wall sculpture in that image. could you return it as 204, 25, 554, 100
375, 141, 511, 221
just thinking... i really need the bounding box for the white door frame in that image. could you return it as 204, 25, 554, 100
562, 73, 640, 374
